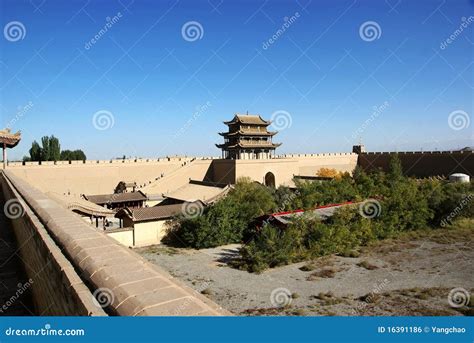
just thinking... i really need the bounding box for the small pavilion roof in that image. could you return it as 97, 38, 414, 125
115, 201, 205, 222
47, 192, 115, 217
0, 129, 21, 148
83, 191, 147, 205
223, 114, 270, 126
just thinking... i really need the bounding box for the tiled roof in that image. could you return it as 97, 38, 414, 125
219, 130, 277, 137
217, 142, 282, 149
115, 201, 205, 222
163, 182, 231, 203
84, 191, 147, 204
224, 114, 270, 126
47, 192, 115, 217
0, 129, 21, 148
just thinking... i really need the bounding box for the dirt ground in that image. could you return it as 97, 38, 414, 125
136, 222, 474, 316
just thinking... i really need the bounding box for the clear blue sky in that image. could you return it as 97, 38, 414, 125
1, 0, 473, 160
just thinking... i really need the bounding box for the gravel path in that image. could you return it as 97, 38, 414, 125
136, 228, 473, 316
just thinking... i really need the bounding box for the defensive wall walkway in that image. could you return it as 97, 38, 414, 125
0, 170, 230, 316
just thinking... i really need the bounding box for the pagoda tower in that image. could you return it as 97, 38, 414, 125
216, 114, 281, 159
0, 129, 21, 169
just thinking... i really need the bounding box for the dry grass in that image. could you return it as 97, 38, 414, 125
299, 256, 335, 272
311, 291, 345, 306
357, 260, 379, 270
307, 268, 337, 280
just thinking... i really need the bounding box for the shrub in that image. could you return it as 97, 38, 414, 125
167, 177, 276, 249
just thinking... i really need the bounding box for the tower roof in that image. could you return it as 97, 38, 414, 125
223, 114, 270, 126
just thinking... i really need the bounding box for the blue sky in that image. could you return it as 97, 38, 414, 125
0, 0, 473, 160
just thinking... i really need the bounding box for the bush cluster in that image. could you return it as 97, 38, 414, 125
167, 155, 473, 272
165, 177, 276, 249
238, 157, 473, 272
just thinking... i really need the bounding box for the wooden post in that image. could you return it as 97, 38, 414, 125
2, 143, 6, 169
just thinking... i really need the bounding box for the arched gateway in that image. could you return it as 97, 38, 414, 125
264, 172, 276, 187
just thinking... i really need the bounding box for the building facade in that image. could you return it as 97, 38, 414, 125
216, 114, 281, 159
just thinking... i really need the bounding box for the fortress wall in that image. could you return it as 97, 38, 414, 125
205, 159, 236, 184
294, 153, 358, 176
207, 154, 358, 187
7, 159, 194, 196
1, 171, 229, 316
1, 172, 106, 316
235, 159, 299, 186
358, 151, 474, 177
8, 157, 195, 168
141, 160, 214, 195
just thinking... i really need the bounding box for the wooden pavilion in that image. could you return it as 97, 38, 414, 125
0, 129, 21, 169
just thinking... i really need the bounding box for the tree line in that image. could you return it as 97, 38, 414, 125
24, 135, 87, 162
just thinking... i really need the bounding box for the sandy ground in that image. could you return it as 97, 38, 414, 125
136, 225, 474, 316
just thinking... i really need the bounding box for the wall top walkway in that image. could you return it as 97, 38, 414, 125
7, 156, 220, 168
3, 171, 230, 316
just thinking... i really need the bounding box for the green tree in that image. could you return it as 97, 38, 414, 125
29, 140, 42, 161
40, 136, 50, 161
49, 135, 61, 161
388, 154, 403, 181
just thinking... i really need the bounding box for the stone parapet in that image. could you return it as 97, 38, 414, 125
1, 171, 230, 316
